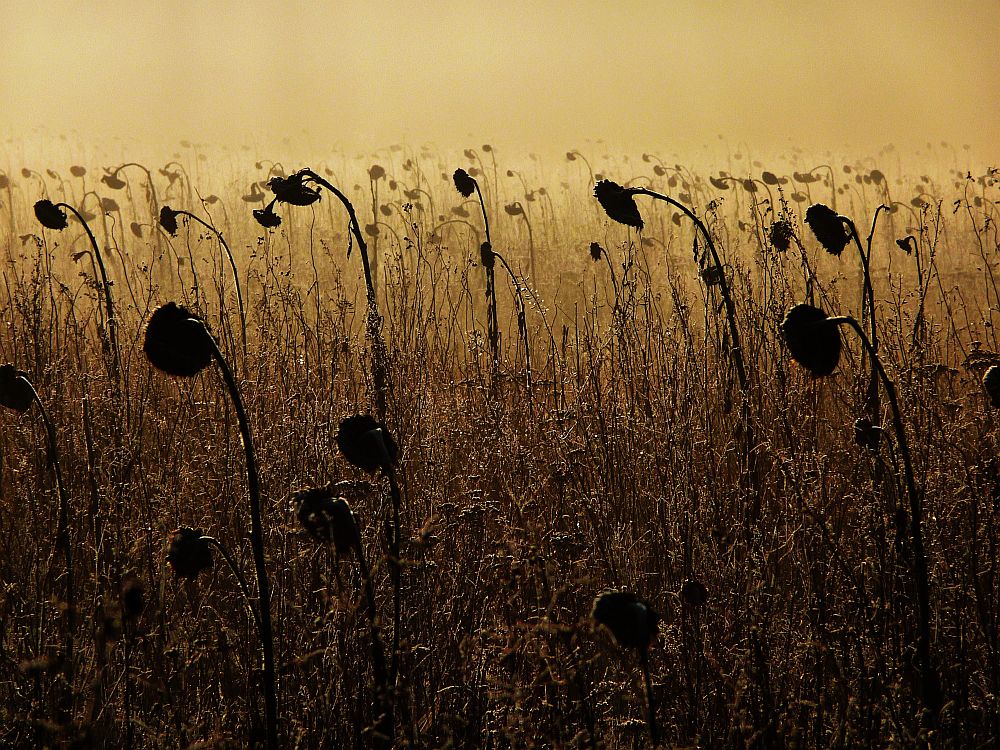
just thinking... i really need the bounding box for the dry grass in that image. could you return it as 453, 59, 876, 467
0, 144, 998, 748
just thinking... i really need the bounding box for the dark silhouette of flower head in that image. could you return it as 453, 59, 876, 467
268, 172, 320, 206
480, 242, 495, 270
805, 203, 850, 256
253, 200, 282, 229
101, 173, 126, 190
770, 220, 794, 252
159, 205, 180, 237
121, 578, 146, 621
589, 242, 604, 262
143, 302, 215, 377
854, 417, 882, 448
781, 304, 842, 376
594, 180, 644, 230
34, 199, 68, 231
167, 527, 213, 580
369, 164, 386, 181
592, 590, 659, 650
292, 487, 360, 555
983, 365, 1000, 408
681, 580, 708, 606
337, 415, 399, 474
0, 364, 34, 413
453, 168, 476, 198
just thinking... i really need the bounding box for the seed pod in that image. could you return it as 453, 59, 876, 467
591, 590, 659, 650
594, 180, 644, 230
166, 528, 213, 580
34, 199, 68, 231
805, 203, 850, 256
143, 303, 214, 377
0, 364, 34, 413
453, 168, 476, 198
781, 304, 842, 376
292, 487, 360, 555
983, 365, 1000, 408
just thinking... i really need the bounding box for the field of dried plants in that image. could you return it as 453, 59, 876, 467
0, 140, 998, 748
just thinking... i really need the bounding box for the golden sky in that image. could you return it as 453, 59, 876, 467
2, 0, 997, 158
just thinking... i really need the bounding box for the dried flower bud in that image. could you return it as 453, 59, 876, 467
854, 417, 882, 448
983, 365, 1000, 408
159, 205, 180, 236
781, 304, 842, 376
34, 199, 68, 231
167, 527, 213, 580
336, 415, 398, 474
480, 242, 495, 270
292, 487, 360, 555
770, 220, 794, 252
592, 590, 659, 650
143, 303, 214, 377
453, 169, 476, 198
0, 364, 35, 413
594, 180, 644, 230
805, 203, 850, 256
681, 580, 708, 606
268, 172, 321, 206
589, 242, 604, 262
253, 202, 282, 229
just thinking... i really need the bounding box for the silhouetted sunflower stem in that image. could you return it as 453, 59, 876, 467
353, 529, 393, 746
845, 213, 884, 418
298, 170, 389, 422
639, 648, 660, 747
828, 314, 942, 722
491, 249, 533, 411
17, 374, 75, 694
196, 322, 279, 750
474, 181, 501, 369
632, 188, 747, 394
201, 535, 261, 633
55, 202, 120, 380
171, 210, 248, 369
386, 468, 404, 686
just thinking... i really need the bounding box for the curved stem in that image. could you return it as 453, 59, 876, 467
300, 170, 388, 422
21, 377, 75, 686
639, 648, 660, 746
198, 325, 279, 750
56, 202, 119, 377
472, 180, 499, 368
354, 539, 393, 746
634, 188, 747, 394
200, 536, 261, 634
829, 315, 942, 721
176, 211, 248, 368
385, 469, 403, 687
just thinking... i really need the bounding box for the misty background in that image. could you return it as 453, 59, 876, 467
1, 0, 996, 161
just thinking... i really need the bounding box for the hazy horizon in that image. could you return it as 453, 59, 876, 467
2, 0, 997, 161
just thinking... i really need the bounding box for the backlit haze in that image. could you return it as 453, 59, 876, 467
2, 0, 997, 163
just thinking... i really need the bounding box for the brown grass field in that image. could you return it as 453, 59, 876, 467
0, 142, 998, 748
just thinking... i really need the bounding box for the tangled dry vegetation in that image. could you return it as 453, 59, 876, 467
0, 140, 998, 748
